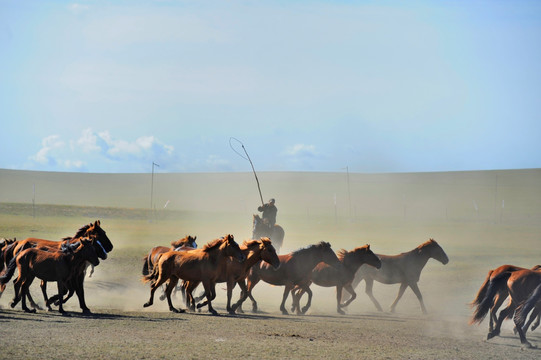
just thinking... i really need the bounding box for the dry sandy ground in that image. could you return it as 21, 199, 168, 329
1, 304, 541, 359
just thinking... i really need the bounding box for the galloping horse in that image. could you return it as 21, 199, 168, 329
232, 241, 341, 315
0, 238, 100, 314
143, 234, 245, 315
142, 235, 198, 276
348, 239, 449, 314
291, 245, 382, 315
0, 220, 113, 314
470, 264, 541, 333
190, 237, 280, 314
252, 214, 285, 252
471, 268, 541, 348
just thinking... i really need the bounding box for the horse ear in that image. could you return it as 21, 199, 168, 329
366, 244, 370, 250
95, 220, 100, 226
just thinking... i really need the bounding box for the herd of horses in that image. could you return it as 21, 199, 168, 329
1, 219, 541, 348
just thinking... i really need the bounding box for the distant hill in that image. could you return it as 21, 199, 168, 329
1, 168, 540, 225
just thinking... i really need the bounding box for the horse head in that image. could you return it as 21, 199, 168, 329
259, 237, 280, 269
86, 220, 113, 253
354, 244, 381, 269
221, 234, 246, 263
78, 237, 100, 267
171, 235, 197, 249
424, 239, 449, 265
317, 241, 341, 269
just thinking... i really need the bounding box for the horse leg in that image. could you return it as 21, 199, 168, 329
488, 301, 515, 340
245, 277, 261, 313
165, 277, 184, 313
522, 307, 541, 335
226, 279, 237, 315
365, 278, 383, 312
300, 285, 313, 315
279, 285, 292, 315
56, 281, 68, 315
408, 282, 427, 314
144, 274, 167, 308
202, 281, 218, 316
231, 280, 250, 314
291, 288, 303, 313
340, 283, 357, 309
21, 276, 36, 313
73, 275, 91, 314
490, 293, 507, 333
513, 310, 534, 348
389, 283, 408, 313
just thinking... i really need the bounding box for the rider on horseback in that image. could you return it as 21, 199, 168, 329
258, 198, 277, 231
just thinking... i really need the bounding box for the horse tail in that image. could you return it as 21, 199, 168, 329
515, 283, 541, 325
470, 271, 512, 325
142, 258, 160, 284
142, 254, 151, 276
470, 269, 493, 308
0, 257, 17, 288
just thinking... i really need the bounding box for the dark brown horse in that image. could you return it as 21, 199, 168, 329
190, 237, 280, 314
348, 239, 449, 314
291, 245, 382, 315
0, 221, 113, 313
470, 264, 541, 333
141, 235, 198, 276
142, 234, 245, 315
0, 238, 100, 314
471, 268, 541, 348
233, 241, 341, 315
252, 214, 285, 252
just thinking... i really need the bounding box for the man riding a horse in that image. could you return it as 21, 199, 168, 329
257, 198, 277, 232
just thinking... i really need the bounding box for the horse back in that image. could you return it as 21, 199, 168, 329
17, 247, 73, 282
508, 269, 541, 301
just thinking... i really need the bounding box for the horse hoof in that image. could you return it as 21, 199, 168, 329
25, 308, 36, 313
143, 302, 152, 308
82, 309, 92, 315
337, 310, 346, 315
487, 331, 498, 340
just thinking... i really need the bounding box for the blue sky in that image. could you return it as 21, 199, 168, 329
1, 0, 540, 173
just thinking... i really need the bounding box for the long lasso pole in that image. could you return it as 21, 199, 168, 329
230, 137, 265, 206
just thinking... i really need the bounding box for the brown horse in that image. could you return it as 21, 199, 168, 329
470, 264, 541, 333
291, 245, 382, 315
233, 241, 341, 315
471, 268, 541, 348
252, 214, 285, 252
0, 221, 113, 313
0, 238, 100, 314
190, 237, 280, 314
142, 234, 245, 315
141, 235, 198, 276
348, 239, 449, 314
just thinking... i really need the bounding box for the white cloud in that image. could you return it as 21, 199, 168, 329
30, 135, 65, 165
29, 129, 176, 172
284, 144, 317, 158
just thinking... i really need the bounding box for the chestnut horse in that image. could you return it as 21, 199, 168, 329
252, 214, 284, 252
190, 237, 280, 314
291, 245, 382, 315
470, 264, 541, 333
141, 235, 198, 276
142, 234, 245, 315
232, 241, 341, 315
471, 268, 541, 348
0, 238, 100, 314
348, 239, 449, 314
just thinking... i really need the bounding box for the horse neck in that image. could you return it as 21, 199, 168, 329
295, 249, 327, 271
342, 255, 365, 274
243, 247, 263, 269
408, 247, 432, 271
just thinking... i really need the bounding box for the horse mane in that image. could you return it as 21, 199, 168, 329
242, 239, 260, 248
293, 241, 330, 255
338, 245, 370, 262
337, 249, 348, 261
61, 223, 93, 242
202, 237, 226, 252
416, 238, 436, 250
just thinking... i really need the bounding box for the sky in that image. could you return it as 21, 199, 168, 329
1, 0, 540, 174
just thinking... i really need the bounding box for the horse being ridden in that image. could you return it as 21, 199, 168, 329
233, 241, 341, 315
470, 268, 541, 348
142, 234, 245, 315
252, 214, 285, 253
348, 239, 449, 314
0, 238, 100, 314
292, 245, 382, 315
190, 237, 280, 314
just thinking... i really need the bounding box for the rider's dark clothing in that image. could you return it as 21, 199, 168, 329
258, 202, 277, 227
